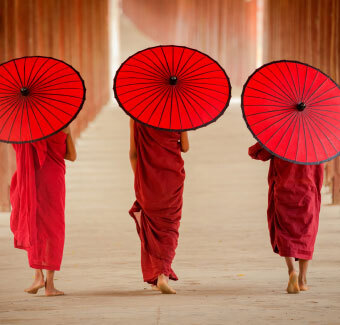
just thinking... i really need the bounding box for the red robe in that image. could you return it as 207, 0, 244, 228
10, 132, 67, 271
249, 142, 323, 260
129, 122, 185, 284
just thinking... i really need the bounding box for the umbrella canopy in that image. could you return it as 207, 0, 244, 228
114, 45, 231, 131
242, 60, 340, 164
0, 56, 86, 143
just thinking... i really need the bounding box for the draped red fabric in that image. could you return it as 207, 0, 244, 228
129, 122, 185, 284
10, 132, 67, 271
249, 142, 323, 260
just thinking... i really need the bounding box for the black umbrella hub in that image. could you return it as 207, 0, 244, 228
296, 102, 306, 112
20, 87, 30, 96
169, 76, 177, 85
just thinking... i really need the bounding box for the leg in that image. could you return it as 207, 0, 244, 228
24, 269, 45, 294
298, 259, 309, 291
45, 270, 64, 296
157, 274, 176, 294
285, 257, 300, 294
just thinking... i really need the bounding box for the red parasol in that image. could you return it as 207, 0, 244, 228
113, 45, 231, 131
0, 56, 86, 143
242, 60, 340, 164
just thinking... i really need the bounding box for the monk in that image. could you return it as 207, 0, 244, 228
10, 126, 76, 296
249, 142, 323, 294
129, 119, 189, 294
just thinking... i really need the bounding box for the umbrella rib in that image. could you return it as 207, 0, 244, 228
145, 51, 169, 78
303, 78, 328, 105
179, 90, 205, 124
0, 68, 21, 90
257, 111, 294, 137
308, 105, 340, 111
0, 82, 18, 92
0, 96, 22, 136
7, 97, 23, 141
307, 95, 340, 106
30, 94, 82, 108
26, 99, 45, 137
181, 84, 225, 106
29, 96, 59, 129
0, 96, 19, 113
0, 96, 20, 120
181, 83, 228, 97
23, 58, 26, 86
177, 58, 208, 79
244, 104, 292, 107
142, 87, 170, 122
26, 58, 50, 89
30, 92, 84, 100
29, 66, 68, 90
115, 80, 166, 88
302, 71, 318, 103
285, 62, 299, 102
150, 49, 171, 78
273, 65, 298, 102
246, 86, 290, 105
247, 108, 292, 116
303, 116, 319, 162
301, 113, 308, 162
178, 85, 220, 112
120, 68, 165, 81
295, 63, 301, 101
305, 85, 337, 105
178, 76, 227, 82
123, 85, 166, 106
29, 71, 76, 92
175, 87, 195, 128
26, 98, 33, 140
118, 83, 166, 99
169, 86, 173, 128
181, 69, 223, 80
157, 86, 172, 127
300, 65, 308, 101
246, 95, 294, 105
308, 109, 340, 125
1, 64, 22, 89
173, 87, 182, 129
308, 110, 340, 139
29, 95, 73, 117
176, 51, 196, 78
160, 46, 172, 77
30, 80, 82, 90
127, 58, 168, 80
249, 110, 292, 127
266, 67, 297, 103
254, 73, 295, 104
13, 60, 24, 88
25, 57, 39, 87
304, 114, 330, 158
130, 86, 168, 114
174, 48, 185, 76
180, 87, 213, 119
180, 80, 227, 88
0, 93, 21, 101
118, 76, 165, 82
283, 113, 299, 158
172, 46, 174, 75
265, 113, 296, 149
295, 115, 301, 161
34, 87, 84, 92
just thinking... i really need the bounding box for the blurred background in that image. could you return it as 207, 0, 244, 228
0, 0, 339, 210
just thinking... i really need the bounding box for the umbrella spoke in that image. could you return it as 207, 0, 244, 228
173, 87, 182, 129
247, 108, 292, 116
295, 63, 301, 101
119, 84, 166, 101
246, 95, 293, 105
160, 47, 172, 77
276, 64, 298, 102
130, 86, 168, 113
29, 66, 68, 90
177, 58, 208, 79
0, 97, 19, 113
300, 65, 308, 102
257, 111, 294, 138
30, 94, 82, 108
175, 87, 194, 128
131, 57, 168, 80
150, 49, 171, 77
180, 84, 225, 106
30, 72, 78, 92
0, 68, 21, 90
295, 115, 301, 161
140, 87, 169, 120
115, 80, 166, 88
180, 87, 213, 119
26, 58, 50, 89
157, 87, 172, 127
249, 110, 292, 127
285, 62, 299, 101
246, 86, 290, 105
13, 60, 24, 88
0, 96, 22, 136
1, 64, 22, 89
25, 57, 39, 87
26, 99, 45, 137
30, 95, 73, 117
181, 69, 223, 81
254, 73, 295, 104
283, 113, 299, 158
119, 68, 163, 81
302, 70, 318, 103
7, 97, 23, 141
308, 95, 340, 106
182, 83, 228, 96
28, 96, 58, 131
305, 85, 337, 105
304, 78, 328, 105
0, 82, 18, 92
176, 51, 196, 78
174, 48, 185, 76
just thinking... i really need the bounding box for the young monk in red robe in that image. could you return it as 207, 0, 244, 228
129, 119, 189, 294
10, 126, 76, 296
249, 142, 323, 294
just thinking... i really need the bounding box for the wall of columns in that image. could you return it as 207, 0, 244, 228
263, 0, 340, 204
122, 0, 258, 89
0, 0, 110, 211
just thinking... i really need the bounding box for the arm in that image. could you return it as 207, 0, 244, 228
129, 119, 137, 174
180, 131, 189, 153
62, 126, 77, 162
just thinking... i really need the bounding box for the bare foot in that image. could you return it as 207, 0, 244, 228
24, 281, 45, 294
45, 282, 64, 296
157, 274, 176, 294
299, 279, 308, 291
287, 271, 300, 294
151, 284, 160, 291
